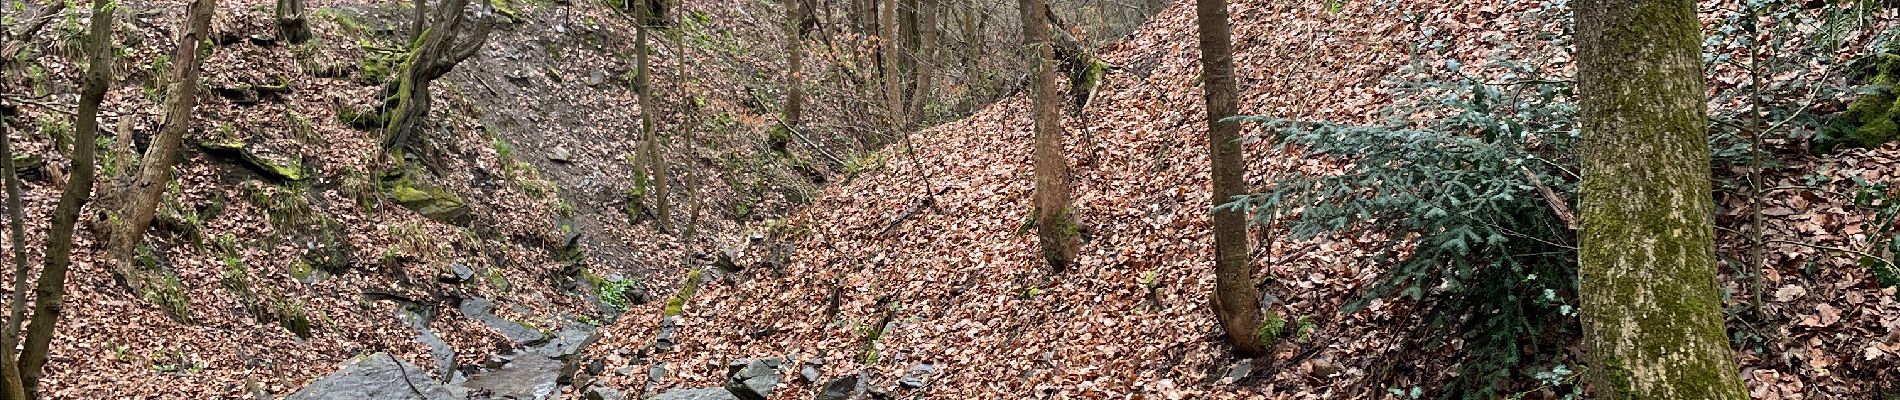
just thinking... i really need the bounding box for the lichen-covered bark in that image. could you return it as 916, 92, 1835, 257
1575, 0, 1747, 397
1194, 0, 1264, 357
1019, 0, 1079, 271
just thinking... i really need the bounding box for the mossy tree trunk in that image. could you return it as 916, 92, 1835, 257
1019, 0, 1078, 271
1575, 0, 1748, 397
1194, 0, 1264, 357
275, 0, 311, 44
381, 0, 495, 153
104, 0, 213, 321
636, 0, 672, 233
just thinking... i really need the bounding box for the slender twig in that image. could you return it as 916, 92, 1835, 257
747, 89, 849, 166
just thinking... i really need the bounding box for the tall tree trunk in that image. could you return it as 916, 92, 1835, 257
679, 2, 701, 242
880, 0, 902, 143
904, 0, 934, 127
0, 2, 76, 397
1575, 0, 1747, 397
1019, 0, 1078, 271
898, 0, 919, 111
103, 0, 213, 317
955, 0, 984, 113
782, 0, 806, 133
276, 0, 311, 44
20, 0, 118, 395
1194, 0, 1264, 357
636, 0, 672, 233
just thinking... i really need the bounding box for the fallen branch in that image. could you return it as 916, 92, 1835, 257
748, 89, 848, 166
877, 195, 933, 237
1520, 166, 1578, 231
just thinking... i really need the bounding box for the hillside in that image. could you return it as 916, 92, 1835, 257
0, 0, 1896, 397
0, 0, 834, 396
582, 0, 1900, 399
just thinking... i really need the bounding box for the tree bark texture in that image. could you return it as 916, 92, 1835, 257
1194, 0, 1264, 357
636, 0, 672, 233
1576, 0, 1748, 397
103, 0, 213, 320
1019, 0, 1078, 271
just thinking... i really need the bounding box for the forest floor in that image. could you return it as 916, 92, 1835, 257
0, 0, 1896, 398
586, 1, 1900, 399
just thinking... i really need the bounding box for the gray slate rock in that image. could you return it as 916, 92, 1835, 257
817, 375, 862, 400
458, 353, 562, 400
651, 388, 740, 400
284, 353, 456, 400
725, 358, 781, 400
583, 386, 625, 400
898, 363, 937, 389
655, 316, 680, 352
1222, 358, 1253, 384
443, 262, 476, 283
459, 297, 548, 346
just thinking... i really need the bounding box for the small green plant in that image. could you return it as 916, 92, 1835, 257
597, 276, 641, 309
844, 152, 886, 175
36, 115, 70, 154
1222, 61, 1580, 397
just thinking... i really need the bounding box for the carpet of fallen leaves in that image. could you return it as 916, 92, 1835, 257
588, 1, 1900, 399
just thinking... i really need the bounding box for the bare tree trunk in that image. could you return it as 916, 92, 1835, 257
1194, 0, 1264, 357
19, 0, 117, 394
1575, 0, 1747, 397
1019, 0, 1078, 271
955, 0, 985, 113
679, 1, 701, 242
904, 0, 935, 127
782, 0, 807, 133
636, 0, 672, 233
879, 0, 902, 145
276, 0, 311, 44
102, 0, 213, 318
899, 0, 919, 110
0, 3, 74, 397
410, 0, 428, 44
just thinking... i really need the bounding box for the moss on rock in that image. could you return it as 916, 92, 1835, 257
381, 172, 472, 225
198, 138, 308, 182
1821, 49, 1900, 151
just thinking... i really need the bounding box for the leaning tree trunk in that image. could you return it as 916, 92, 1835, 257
1575, 0, 1748, 397
1019, 0, 1078, 271
1194, 0, 1265, 357
635, 0, 672, 233
0, 1, 72, 396
276, 0, 311, 44
103, 0, 213, 317
16, 0, 111, 390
